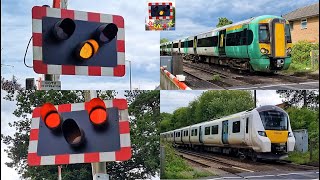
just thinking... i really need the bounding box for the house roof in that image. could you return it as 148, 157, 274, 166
283, 3, 319, 21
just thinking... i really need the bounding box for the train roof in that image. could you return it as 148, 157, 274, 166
165, 15, 283, 43
161, 105, 285, 133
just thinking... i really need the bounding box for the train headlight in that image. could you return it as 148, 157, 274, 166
288, 132, 293, 137
286, 47, 292, 54
258, 131, 267, 137
260, 48, 269, 55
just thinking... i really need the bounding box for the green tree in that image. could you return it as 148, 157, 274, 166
160, 113, 173, 132
160, 38, 169, 43
163, 90, 254, 131
276, 90, 319, 109
194, 90, 254, 124
216, 17, 233, 28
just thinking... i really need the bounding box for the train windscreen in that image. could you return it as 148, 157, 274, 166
285, 24, 292, 43
259, 24, 270, 43
259, 110, 288, 130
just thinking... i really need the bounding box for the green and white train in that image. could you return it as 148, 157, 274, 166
160, 15, 293, 72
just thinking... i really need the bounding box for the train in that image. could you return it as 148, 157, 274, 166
160, 105, 296, 161
160, 15, 293, 72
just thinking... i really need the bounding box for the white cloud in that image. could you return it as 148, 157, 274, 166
160, 90, 203, 113
256, 90, 284, 107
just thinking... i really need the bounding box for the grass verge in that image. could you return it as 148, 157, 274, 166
286, 149, 319, 165
161, 142, 214, 179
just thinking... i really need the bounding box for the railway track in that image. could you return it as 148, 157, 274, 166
175, 148, 318, 174
183, 61, 319, 89
176, 149, 255, 176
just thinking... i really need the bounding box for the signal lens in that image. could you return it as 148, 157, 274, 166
62, 118, 85, 147
159, 10, 164, 16
96, 23, 118, 44
76, 39, 99, 60
53, 18, 76, 40
86, 98, 108, 126
40, 103, 61, 130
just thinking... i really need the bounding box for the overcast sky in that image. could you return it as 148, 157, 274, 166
160, 90, 284, 113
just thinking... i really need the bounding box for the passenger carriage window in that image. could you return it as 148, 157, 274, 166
181, 42, 185, 47
205, 127, 210, 135
259, 24, 270, 43
226, 32, 242, 46
188, 40, 193, 47
195, 129, 198, 136
232, 121, 241, 133
173, 43, 178, 48
197, 36, 216, 47
186, 131, 188, 136
211, 125, 218, 134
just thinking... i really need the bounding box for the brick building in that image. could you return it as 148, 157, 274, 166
283, 3, 319, 43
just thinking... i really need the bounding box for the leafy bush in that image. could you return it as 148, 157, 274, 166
291, 41, 319, 65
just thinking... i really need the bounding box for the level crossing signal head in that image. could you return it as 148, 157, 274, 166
32, 6, 126, 76
28, 98, 132, 166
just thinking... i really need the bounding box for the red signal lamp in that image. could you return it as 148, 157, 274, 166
86, 98, 108, 126
40, 103, 61, 130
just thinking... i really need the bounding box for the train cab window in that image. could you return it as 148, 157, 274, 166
289, 22, 294, 31
232, 121, 241, 133
259, 110, 288, 130
211, 125, 218, 134
259, 24, 270, 43
205, 127, 210, 135
285, 24, 292, 43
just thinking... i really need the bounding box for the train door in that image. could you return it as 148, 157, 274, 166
199, 126, 203, 144
218, 30, 226, 56
181, 130, 184, 143
222, 120, 229, 144
244, 116, 250, 144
